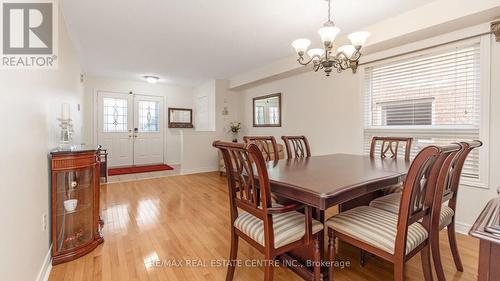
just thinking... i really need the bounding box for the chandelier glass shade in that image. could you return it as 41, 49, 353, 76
292, 0, 370, 76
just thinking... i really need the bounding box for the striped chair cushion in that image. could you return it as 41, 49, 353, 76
369, 193, 455, 229
369, 192, 401, 213
234, 210, 323, 249
326, 206, 428, 255
382, 182, 404, 195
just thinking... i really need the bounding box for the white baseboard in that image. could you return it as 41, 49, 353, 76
455, 221, 472, 235
180, 166, 218, 175
36, 245, 52, 281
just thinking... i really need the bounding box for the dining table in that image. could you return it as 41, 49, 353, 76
264, 153, 412, 281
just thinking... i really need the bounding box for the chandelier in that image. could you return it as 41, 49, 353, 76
291, 0, 370, 76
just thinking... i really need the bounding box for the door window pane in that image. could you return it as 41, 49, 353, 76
103, 98, 128, 132
138, 101, 160, 132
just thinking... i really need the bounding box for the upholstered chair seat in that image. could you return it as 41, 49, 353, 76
235, 210, 323, 248
369, 193, 455, 229
326, 206, 428, 255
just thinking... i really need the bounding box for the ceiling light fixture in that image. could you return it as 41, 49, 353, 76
144, 75, 160, 84
291, 0, 370, 76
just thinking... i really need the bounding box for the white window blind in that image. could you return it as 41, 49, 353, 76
364, 42, 481, 181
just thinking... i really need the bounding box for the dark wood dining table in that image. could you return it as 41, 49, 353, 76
265, 154, 412, 281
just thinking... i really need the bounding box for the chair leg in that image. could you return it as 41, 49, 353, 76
421, 243, 434, 281
360, 249, 366, 267
327, 229, 336, 281
394, 261, 405, 281
313, 238, 321, 281
263, 254, 275, 281
447, 222, 464, 272
431, 228, 446, 281
225, 230, 239, 281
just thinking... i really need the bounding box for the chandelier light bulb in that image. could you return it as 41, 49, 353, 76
292, 38, 311, 55
317, 25, 340, 46
337, 45, 356, 59
307, 48, 325, 60
348, 31, 371, 48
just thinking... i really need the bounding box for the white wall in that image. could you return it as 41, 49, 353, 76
0, 9, 84, 281
82, 76, 194, 164
180, 131, 219, 174
193, 80, 216, 131
237, 71, 364, 156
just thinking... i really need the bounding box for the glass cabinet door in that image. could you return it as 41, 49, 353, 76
54, 167, 94, 252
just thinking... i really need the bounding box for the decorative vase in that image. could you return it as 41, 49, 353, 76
232, 132, 238, 143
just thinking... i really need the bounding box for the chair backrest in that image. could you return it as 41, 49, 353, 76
213, 141, 272, 223
443, 140, 483, 204
243, 136, 279, 161
281, 135, 311, 159
370, 136, 413, 161
394, 144, 461, 256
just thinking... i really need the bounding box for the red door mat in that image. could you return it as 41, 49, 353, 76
108, 164, 174, 176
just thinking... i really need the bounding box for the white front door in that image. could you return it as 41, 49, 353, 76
133, 95, 164, 165
97, 92, 164, 167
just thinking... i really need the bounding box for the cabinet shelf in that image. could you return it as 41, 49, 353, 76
56, 203, 92, 217
56, 184, 91, 194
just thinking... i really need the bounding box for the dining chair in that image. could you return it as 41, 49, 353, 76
326, 144, 461, 281
369, 140, 482, 281
281, 135, 311, 159
213, 141, 323, 281
243, 136, 280, 161
370, 136, 414, 161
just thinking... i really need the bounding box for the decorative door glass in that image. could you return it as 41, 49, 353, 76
103, 97, 128, 132
54, 167, 94, 252
138, 101, 160, 132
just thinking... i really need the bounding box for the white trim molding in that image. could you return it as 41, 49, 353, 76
455, 221, 472, 235
36, 246, 52, 281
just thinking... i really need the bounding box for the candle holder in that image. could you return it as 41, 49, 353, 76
58, 118, 75, 150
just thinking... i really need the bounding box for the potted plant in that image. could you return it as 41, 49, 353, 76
228, 122, 241, 143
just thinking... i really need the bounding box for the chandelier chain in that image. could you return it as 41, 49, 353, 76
328, 0, 331, 22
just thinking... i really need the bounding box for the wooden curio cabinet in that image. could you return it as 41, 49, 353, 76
50, 146, 104, 265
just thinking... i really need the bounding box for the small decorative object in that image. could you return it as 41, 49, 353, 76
58, 103, 75, 150
222, 106, 229, 116
63, 229, 85, 249
228, 122, 241, 142
63, 199, 78, 212
291, 0, 370, 76
492, 20, 500, 42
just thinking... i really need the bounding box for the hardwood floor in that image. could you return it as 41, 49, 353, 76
48, 172, 479, 281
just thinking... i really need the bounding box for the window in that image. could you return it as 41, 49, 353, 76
380, 98, 434, 126
364, 41, 485, 184
138, 101, 160, 132
103, 97, 128, 132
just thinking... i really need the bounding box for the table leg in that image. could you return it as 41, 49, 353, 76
279, 208, 329, 281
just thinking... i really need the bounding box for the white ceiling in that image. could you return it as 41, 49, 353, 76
62, 0, 436, 86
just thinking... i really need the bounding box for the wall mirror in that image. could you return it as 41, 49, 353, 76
253, 93, 281, 127
168, 108, 193, 128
